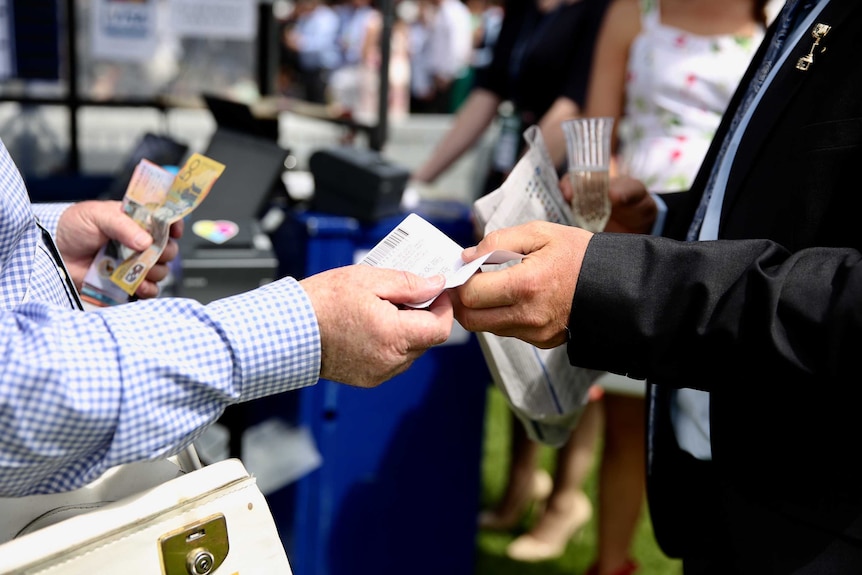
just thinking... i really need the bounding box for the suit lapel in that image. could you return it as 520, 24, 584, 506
721, 0, 855, 219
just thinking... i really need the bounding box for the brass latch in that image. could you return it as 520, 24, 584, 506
159, 514, 230, 575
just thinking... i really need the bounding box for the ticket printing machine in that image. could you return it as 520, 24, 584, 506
178, 96, 289, 304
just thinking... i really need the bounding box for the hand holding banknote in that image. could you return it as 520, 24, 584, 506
54, 200, 184, 300
109, 154, 225, 296
81, 154, 224, 307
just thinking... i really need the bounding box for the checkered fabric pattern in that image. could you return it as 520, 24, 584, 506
0, 139, 321, 497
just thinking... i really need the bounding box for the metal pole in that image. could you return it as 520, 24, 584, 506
371, 0, 392, 151
256, 1, 280, 96
65, 0, 80, 173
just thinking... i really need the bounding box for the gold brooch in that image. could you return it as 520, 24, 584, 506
796, 23, 831, 71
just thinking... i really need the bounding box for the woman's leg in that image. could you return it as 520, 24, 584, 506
478, 411, 551, 530
506, 398, 604, 561
591, 392, 645, 575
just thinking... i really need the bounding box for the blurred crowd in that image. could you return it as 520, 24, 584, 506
277, 0, 504, 121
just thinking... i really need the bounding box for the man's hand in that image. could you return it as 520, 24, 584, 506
300, 265, 454, 388
55, 200, 184, 299
452, 221, 592, 349
559, 174, 657, 234
606, 175, 657, 233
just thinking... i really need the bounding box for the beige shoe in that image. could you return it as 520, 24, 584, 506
506, 534, 569, 562
478, 469, 554, 531
505, 489, 593, 562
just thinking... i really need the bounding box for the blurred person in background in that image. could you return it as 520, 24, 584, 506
412, 0, 610, 194
412, 0, 613, 564
448, 0, 505, 111
405, 0, 436, 113
467, 0, 504, 74
412, 0, 473, 114
335, 0, 378, 66
329, 0, 411, 124
282, 0, 341, 103
328, 0, 381, 116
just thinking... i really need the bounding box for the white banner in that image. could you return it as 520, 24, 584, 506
90, 0, 159, 62
0, 0, 11, 79
169, 0, 257, 40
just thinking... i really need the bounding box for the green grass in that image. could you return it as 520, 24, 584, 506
474, 386, 683, 575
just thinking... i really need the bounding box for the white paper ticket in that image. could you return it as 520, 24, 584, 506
360, 213, 522, 307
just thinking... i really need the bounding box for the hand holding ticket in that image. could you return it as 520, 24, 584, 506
359, 213, 523, 308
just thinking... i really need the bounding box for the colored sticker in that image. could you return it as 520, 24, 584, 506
193, 219, 240, 244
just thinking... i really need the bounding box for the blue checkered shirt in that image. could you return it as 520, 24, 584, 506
0, 139, 321, 497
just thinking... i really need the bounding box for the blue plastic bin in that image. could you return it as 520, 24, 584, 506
269, 202, 490, 575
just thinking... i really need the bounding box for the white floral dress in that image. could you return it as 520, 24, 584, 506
617, 0, 766, 193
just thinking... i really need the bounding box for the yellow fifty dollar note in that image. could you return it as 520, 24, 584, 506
110, 153, 226, 295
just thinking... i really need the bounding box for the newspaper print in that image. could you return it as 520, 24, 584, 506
473, 125, 601, 446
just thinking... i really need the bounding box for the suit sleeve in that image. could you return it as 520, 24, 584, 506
567, 233, 862, 389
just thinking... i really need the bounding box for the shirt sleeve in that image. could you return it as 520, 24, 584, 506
30, 203, 72, 237
0, 277, 321, 496
650, 193, 668, 236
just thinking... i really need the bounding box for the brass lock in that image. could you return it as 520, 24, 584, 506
160, 514, 229, 575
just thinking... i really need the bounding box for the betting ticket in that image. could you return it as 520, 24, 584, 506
359, 213, 522, 308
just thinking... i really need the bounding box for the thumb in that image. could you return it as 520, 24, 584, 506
101, 208, 153, 252
376, 271, 447, 305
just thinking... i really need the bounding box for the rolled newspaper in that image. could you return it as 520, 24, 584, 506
472, 125, 601, 447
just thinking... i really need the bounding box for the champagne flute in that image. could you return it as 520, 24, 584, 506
562, 117, 615, 233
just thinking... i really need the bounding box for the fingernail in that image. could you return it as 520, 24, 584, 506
426, 274, 445, 286
133, 231, 152, 250
462, 246, 477, 259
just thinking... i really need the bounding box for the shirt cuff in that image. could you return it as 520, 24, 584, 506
649, 193, 668, 236
205, 277, 322, 400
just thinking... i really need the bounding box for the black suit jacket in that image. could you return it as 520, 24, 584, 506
568, 1, 862, 572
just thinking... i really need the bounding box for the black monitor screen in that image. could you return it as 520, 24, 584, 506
204, 93, 279, 141
181, 127, 288, 251
101, 133, 189, 201
196, 127, 288, 221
